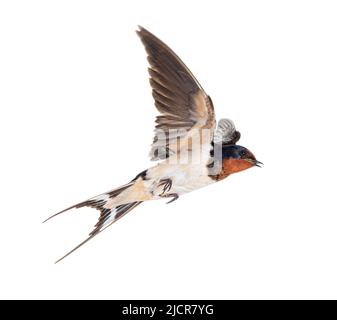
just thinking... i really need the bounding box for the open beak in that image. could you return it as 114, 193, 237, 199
254, 160, 263, 168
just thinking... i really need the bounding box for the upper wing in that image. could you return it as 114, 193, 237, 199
137, 26, 216, 161
213, 118, 241, 145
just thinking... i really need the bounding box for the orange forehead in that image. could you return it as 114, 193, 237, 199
223, 158, 254, 174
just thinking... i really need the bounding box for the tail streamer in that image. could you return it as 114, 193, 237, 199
44, 182, 142, 263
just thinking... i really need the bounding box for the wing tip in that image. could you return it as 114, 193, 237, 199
136, 25, 146, 37
136, 25, 147, 33
136, 25, 159, 43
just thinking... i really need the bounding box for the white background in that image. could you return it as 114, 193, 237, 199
0, 0, 337, 299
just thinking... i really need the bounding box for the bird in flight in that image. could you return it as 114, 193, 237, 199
45, 26, 262, 263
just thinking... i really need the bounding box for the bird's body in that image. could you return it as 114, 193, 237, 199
97, 163, 213, 206
136, 162, 214, 200
46, 27, 262, 263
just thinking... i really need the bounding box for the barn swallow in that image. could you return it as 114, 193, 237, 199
45, 26, 262, 263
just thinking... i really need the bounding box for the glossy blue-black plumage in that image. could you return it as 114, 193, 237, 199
221, 145, 253, 160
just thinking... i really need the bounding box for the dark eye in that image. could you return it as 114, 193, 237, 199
239, 150, 247, 157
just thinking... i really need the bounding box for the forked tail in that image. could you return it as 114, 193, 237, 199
44, 181, 142, 263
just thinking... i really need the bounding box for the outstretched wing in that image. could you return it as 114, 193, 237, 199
137, 26, 216, 161
213, 118, 241, 145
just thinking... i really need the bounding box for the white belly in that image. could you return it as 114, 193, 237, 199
146, 162, 214, 197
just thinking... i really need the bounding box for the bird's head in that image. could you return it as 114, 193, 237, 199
221, 145, 262, 175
